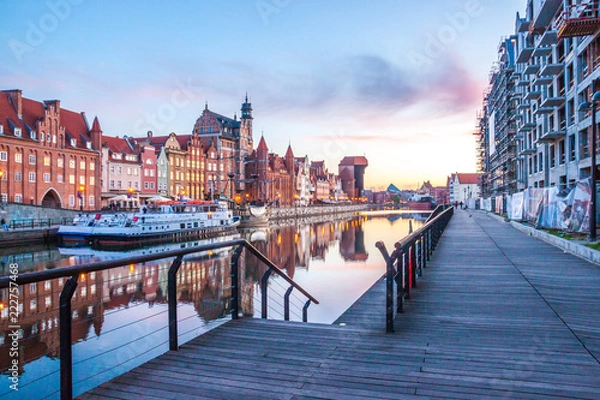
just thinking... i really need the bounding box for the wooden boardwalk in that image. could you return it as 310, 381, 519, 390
79, 209, 600, 399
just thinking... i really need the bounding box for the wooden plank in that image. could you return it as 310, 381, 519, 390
77, 210, 600, 399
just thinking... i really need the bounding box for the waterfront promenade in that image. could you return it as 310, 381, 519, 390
78, 209, 600, 399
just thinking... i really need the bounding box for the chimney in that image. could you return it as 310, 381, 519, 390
4, 89, 23, 119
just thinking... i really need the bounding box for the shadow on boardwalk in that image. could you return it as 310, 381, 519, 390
79, 209, 600, 399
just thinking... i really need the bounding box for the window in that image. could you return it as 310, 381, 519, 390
14, 194, 22, 203
559, 139, 565, 165
117, 167, 122, 174
30, 130, 36, 140
127, 167, 132, 175
30, 283, 36, 293
57, 174, 63, 183
43, 173, 50, 182
579, 129, 590, 159
150, 182, 155, 189
69, 195, 75, 206
14, 172, 22, 182
69, 174, 75, 184
80, 161, 86, 170
550, 144, 556, 168
29, 172, 36, 182
110, 180, 115, 188
44, 156, 50, 166
15, 153, 22, 163
79, 176, 85, 185
58, 157, 64, 168
89, 196, 95, 207
144, 182, 149, 189
45, 296, 52, 308
70, 138, 77, 147
89, 162, 95, 171
69, 159, 75, 169
40, 131, 45, 142
569, 134, 576, 162
150, 170, 154, 177
30, 299, 37, 312
14, 128, 22, 137
0, 151, 6, 161
44, 281, 51, 291
89, 176, 95, 186
29, 155, 36, 164
0, 124, 3, 134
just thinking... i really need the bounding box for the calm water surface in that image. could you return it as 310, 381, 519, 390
0, 211, 426, 399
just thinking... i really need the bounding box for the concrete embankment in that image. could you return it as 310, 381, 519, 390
268, 204, 367, 220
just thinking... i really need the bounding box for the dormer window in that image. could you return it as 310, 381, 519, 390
0, 124, 3, 134
113, 153, 122, 160
86, 141, 92, 149
70, 138, 77, 147
30, 130, 37, 140
14, 127, 22, 137
40, 132, 45, 142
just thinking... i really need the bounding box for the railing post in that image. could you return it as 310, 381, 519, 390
168, 255, 184, 351
60, 275, 79, 400
261, 269, 272, 319
402, 248, 410, 299
230, 245, 244, 320
411, 243, 418, 288
375, 241, 395, 333
302, 299, 311, 322
284, 286, 294, 321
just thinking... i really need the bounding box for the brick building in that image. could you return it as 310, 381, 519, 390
0, 90, 101, 210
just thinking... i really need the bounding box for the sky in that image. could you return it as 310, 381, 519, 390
0, 0, 525, 190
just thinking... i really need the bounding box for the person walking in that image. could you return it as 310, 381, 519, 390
1, 217, 8, 231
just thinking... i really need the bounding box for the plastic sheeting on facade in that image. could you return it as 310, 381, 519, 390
483, 178, 592, 233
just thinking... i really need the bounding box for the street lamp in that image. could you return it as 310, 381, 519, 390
579, 90, 600, 241
77, 185, 85, 211
228, 172, 235, 201
0, 170, 4, 202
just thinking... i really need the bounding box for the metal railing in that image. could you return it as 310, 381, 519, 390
376, 206, 453, 333
7, 217, 72, 230
0, 238, 318, 400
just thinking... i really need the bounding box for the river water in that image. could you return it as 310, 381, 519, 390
0, 210, 426, 399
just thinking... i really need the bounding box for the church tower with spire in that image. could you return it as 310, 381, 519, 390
240, 93, 253, 155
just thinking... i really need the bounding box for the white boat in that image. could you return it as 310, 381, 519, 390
57, 200, 240, 249
58, 233, 241, 261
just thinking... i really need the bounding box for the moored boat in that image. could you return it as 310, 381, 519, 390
407, 195, 436, 211
57, 200, 240, 250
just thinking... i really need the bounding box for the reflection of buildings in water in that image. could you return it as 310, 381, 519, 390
175, 256, 231, 322
0, 247, 237, 375
0, 246, 62, 274
340, 218, 368, 262
0, 271, 103, 373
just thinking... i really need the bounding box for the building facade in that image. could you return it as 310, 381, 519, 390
0, 90, 101, 210
479, 0, 600, 194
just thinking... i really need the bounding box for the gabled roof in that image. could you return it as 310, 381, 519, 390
339, 156, 368, 166
0, 91, 96, 150
103, 136, 135, 155
456, 173, 480, 184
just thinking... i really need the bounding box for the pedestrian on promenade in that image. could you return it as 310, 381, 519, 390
1, 217, 8, 231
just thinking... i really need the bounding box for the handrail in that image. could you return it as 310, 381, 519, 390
376, 206, 454, 333
0, 237, 318, 400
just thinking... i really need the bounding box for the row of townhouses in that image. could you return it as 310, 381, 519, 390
476, 0, 600, 197
0, 89, 367, 211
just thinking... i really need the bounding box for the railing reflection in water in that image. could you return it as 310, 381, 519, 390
0, 238, 318, 400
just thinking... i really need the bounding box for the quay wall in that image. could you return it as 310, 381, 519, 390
268, 204, 367, 220
0, 202, 84, 224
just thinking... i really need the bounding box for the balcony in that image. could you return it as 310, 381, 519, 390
533, 75, 553, 86
517, 101, 531, 110
516, 46, 534, 63
539, 62, 564, 76
532, 46, 552, 58
540, 95, 565, 108
539, 29, 558, 47
517, 78, 530, 86
518, 121, 536, 132
524, 63, 540, 75
516, 16, 531, 33
525, 90, 542, 100
534, 106, 555, 115
537, 129, 566, 143
519, 147, 536, 156
556, 1, 600, 38
530, 0, 563, 33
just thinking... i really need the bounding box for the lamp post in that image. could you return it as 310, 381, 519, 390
0, 170, 4, 203
228, 172, 235, 201
579, 90, 600, 241
78, 185, 85, 211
